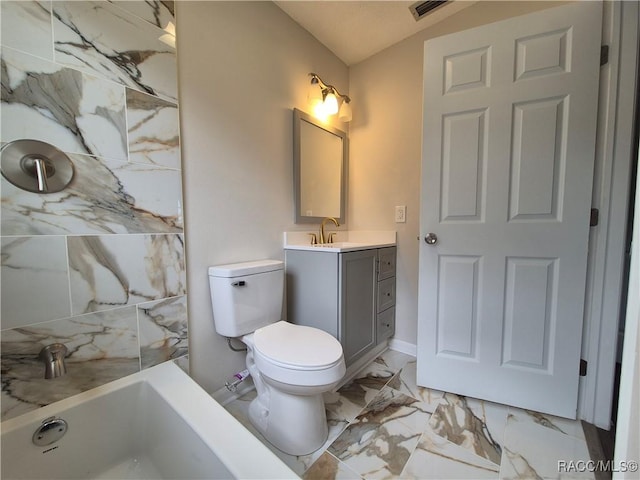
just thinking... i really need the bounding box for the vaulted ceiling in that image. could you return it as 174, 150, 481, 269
274, 1, 477, 66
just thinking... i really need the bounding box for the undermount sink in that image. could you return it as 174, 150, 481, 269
284, 231, 396, 253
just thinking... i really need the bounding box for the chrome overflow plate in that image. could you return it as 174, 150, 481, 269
32, 416, 68, 446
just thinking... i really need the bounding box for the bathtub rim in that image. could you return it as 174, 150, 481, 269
1, 361, 299, 480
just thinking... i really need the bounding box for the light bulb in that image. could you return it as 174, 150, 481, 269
307, 80, 323, 107
313, 102, 331, 121
324, 91, 339, 115
338, 100, 352, 122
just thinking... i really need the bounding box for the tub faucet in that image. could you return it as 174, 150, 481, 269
39, 343, 68, 379
319, 217, 340, 244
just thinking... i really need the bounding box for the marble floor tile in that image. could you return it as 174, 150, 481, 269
386, 359, 445, 410
429, 392, 509, 465
401, 428, 500, 480
222, 350, 595, 480
323, 388, 370, 427
303, 452, 362, 480
372, 349, 413, 372
506, 407, 586, 441
499, 412, 594, 480
327, 387, 431, 478
300, 418, 352, 475
352, 355, 400, 390
325, 354, 401, 424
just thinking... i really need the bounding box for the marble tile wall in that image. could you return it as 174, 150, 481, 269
0, 0, 187, 421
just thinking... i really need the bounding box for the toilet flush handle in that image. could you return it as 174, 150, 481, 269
231, 281, 246, 287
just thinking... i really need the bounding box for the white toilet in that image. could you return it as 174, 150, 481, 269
208, 259, 346, 456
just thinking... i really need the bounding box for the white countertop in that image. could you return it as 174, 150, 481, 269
284, 230, 396, 252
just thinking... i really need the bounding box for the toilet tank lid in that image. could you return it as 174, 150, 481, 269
208, 259, 283, 278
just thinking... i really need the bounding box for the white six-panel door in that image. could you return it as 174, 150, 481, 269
417, 1, 603, 418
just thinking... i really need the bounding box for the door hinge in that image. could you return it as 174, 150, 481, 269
580, 359, 588, 377
600, 45, 609, 66
590, 208, 599, 227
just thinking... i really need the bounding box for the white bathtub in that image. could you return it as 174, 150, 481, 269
1, 361, 298, 479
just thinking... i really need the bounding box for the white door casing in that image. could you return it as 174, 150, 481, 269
417, 1, 603, 418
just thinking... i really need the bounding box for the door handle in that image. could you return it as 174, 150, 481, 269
424, 233, 438, 245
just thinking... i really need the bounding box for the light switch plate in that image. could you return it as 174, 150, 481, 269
395, 205, 406, 223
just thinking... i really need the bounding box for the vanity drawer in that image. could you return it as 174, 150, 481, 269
377, 247, 396, 280
377, 308, 395, 343
377, 277, 396, 312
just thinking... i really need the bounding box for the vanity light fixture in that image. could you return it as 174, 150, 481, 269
307, 73, 352, 122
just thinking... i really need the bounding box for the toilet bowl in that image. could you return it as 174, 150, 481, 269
208, 260, 346, 455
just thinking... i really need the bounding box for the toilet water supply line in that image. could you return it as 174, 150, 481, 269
226, 337, 247, 352
225, 369, 250, 392
225, 337, 250, 392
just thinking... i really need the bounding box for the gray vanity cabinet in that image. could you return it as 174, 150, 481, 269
339, 249, 378, 365
376, 247, 397, 344
285, 246, 396, 366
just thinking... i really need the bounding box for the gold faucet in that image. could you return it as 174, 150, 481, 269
319, 217, 340, 244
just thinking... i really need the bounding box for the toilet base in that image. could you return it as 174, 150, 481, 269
248, 386, 329, 456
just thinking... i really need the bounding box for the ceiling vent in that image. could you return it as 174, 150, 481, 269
409, 0, 449, 21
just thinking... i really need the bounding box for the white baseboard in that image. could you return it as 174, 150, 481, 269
388, 338, 417, 357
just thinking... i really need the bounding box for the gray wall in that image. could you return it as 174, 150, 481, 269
177, 1, 558, 394
176, 1, 349, 394
348, 1, 562, 346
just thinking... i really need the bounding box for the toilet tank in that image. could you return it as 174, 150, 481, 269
208, 260, 284, 337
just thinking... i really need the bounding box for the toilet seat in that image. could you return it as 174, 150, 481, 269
252, 321, 345, 387
254, 321, 342, 368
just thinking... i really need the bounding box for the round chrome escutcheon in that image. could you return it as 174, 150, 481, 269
32, 416, 68, 447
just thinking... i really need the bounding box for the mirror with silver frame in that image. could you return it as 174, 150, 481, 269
293, 108, 348, 224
